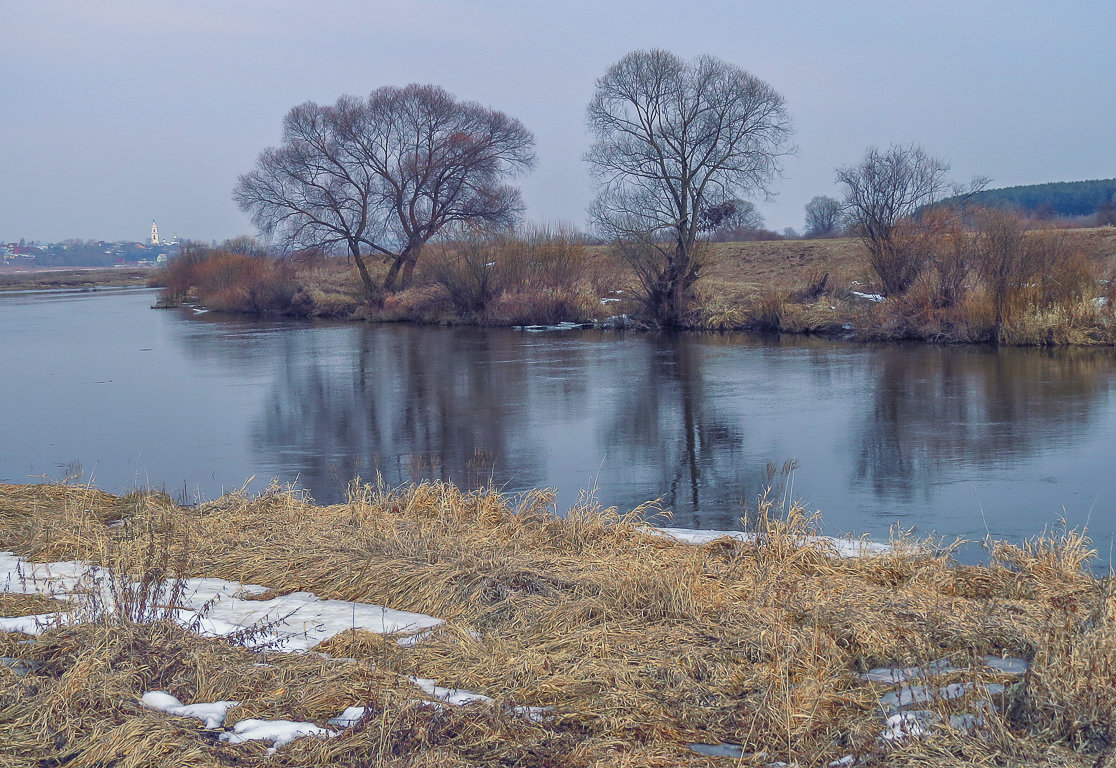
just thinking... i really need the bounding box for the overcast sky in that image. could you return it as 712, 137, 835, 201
2, 0, 1113, 244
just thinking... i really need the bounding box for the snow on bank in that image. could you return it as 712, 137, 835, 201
411, 676, 494, 706
220, 718, 336, 752
0, 551, 442, 649
851, 291, 886, 303
136, 676, 543, 753
141, 691, 239, 729
653, 527, 893, 558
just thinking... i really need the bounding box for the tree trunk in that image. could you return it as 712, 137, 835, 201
384, 241, 424, 291
383, 256, 407, 293
345, 243, 381, 305
350, 247, 381, 305
400, 241, 423, 289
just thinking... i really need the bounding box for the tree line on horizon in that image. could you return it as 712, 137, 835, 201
942, 178, 1116, 220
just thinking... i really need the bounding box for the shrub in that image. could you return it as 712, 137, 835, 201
154, 242, 298, 314
425, 225, 597, 325
426, 228, 504, 318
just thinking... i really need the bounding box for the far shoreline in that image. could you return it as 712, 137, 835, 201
0, 265, 156, 292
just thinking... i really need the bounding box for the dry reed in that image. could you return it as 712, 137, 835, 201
0, 480, 1111, 766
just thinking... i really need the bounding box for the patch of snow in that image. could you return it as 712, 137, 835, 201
410, 676, 493, 706
219, 718, 336, 751
140, 690, 238, 729
327, 705, 370, 727
880, 682, 971, 708
982, 655, 1028, 675
173, 577, 443, 651
851, 291, 886, 303
652, 527, 891, 558
0, 553, 88, 595
0, 614, 59, 635
0, 551, 442, 651
861, 658, 959, 683
689, 743, 744, 758
882, 712, 928, 740
949, 712, 984, 730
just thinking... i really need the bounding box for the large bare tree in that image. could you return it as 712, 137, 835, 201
234, 85, 536, 299
836, 144, 985, 295
585, 49, 793, 326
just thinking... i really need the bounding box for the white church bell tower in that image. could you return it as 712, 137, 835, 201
150, 220, 160, 245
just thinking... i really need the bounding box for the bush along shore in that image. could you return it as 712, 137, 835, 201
1, 480, 1114, 766
150, 224, 1116, 345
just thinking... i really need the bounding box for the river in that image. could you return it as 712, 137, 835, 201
2, 288, 1115, 564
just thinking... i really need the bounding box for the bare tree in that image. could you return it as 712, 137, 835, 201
803, 195, 842, 238
836, 144, 985, 295
234, 85, 536, 299
585, 49, 793, 326
233, 102, 380, 294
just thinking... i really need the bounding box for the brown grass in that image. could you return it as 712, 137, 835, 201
1, 480, 1114, 766
695, 227, 1116, 345
0, 266, 153, 292
147, 227, 1116, 344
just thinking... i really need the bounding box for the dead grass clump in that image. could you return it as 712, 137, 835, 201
0, 592, 69, 617
2, 621, 232, 767
998, 300, 1116, 346
749, 290, 789, 332
1010, 586, 1116, 756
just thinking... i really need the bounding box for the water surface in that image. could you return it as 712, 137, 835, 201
2, 289, 1115, 562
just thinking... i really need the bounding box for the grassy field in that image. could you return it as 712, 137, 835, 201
0, 266, 156, 292
700, 228, 1116, 299
1, 480, 1114, 766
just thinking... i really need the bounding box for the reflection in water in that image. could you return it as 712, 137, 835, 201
253, 326, 548, 497
855, 346, 1112, 502
600, 337, 766, 525
4, 289, 1116, 557
244, 326, 779, 527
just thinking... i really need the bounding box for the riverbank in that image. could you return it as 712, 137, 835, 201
0, 265, 156, 292
1, 480, 1111, 766
151, 228, 1116, 345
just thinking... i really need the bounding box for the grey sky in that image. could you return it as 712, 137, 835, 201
2, 0, 1113, 244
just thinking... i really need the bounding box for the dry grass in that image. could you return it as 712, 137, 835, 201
147, 227, 1116, 343
0, 266, 153, 292
1, 480, 1114, 766
694, 228, 1116, 345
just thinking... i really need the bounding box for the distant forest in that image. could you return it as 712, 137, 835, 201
953, 178, 1116, 218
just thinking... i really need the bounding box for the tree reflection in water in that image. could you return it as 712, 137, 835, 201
854, 345, 1112, 500
168, 315, 1116, 544
252, 325, 550, 499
